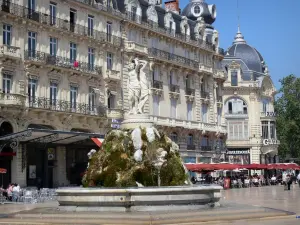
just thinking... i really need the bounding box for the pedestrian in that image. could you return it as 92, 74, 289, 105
286, 174, 292, 191
297, 173, 300, 188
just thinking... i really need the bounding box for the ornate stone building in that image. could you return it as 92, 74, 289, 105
0, 0, 226, 188
222, 28, 279, 169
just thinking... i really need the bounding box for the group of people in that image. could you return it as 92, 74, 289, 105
0, 183, 21, 201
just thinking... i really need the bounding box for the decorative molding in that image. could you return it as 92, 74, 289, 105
68, 73, 80, 85
48, 70, 62, 84
229, 61, 240, 69
169, 92, 180, 99
87, 76, 100, 87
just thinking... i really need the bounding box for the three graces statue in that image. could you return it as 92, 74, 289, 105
127, 58, 149, 115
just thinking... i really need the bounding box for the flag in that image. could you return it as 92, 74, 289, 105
91, 138, 104, 148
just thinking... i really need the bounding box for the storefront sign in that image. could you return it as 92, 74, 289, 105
263, 139, 280, 146
227, 149, 250, 155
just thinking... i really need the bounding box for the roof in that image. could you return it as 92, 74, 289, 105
0, 128, 105, 145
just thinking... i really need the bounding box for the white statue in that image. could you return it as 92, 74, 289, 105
127, 58, 149, 114
137, 59, 148, 114
127, 58, 141, 114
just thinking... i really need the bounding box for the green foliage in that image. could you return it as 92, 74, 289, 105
275, 74, 300, 159
83, 128, 188, 187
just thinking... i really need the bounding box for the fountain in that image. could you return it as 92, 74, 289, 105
56, 57, 222, 212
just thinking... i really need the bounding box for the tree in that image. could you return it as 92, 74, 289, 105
275, 74, 300, 159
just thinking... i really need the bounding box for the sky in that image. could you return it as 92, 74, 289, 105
179, 0, 300, 90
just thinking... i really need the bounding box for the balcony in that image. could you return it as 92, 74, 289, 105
0, 93, 26, 107
151, 80, 163, 96
187, 145, 196, 150
185, 88, 195, 96
201, 146, 212, 151
200, 91, 209, 99
124, 41, 148, 55
148, 48, 199, 70
169, 84, 180, 93
104, 69, 120, 81
0, 2, 122, 48
106, 108, 123, 119
225, 112, 248, 119
260, 111, 276, 119
213, 69, 226, 79
24, 50, 102, 76
0, 45, 21, 61
199, 64, 213, 74
28, 97, 106, 117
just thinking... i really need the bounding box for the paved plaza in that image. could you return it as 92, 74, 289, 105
0, 185, 299, 224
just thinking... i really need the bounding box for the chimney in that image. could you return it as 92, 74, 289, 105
165, 0, 180, 14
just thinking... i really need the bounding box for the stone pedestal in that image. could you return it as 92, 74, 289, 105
121, 114, 153, 129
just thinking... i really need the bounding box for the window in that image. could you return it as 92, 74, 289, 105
88, 15, 94, 36
201, 136, 209, 146
169, 44, 174, 55
28, 0, 35, 10
187, 102, 192, 121
231, 70, 238, 86
50, 37, 57, 56
226, 98, 247, 115
106, 52, 113, 70
131, 6, 137, 20
261, 121, 269, 139
151, 37, 158, 48
152, 66, 159, 82
170, 132, 178, 143
153, 95, 159, 116
108, 93, 115, 109
3, 24, 11, 46
187, 134, 193, 146
202, 104, 208, 122
106, 22, 112, 42
70, 9, 76, 32
169, 71, 175, 85
227, 121, 249, 140
70, 42, 77, 63
194, 5, 200, 14
270, 121, 276, 139
170, 98, 177, 118
89, 87, 95, 111
28, 31, 36, 57
262, 98, 270, 113
185, 50, 190, 59
50, 82, 57, 105
2, 74, 12, 93
169, 21, 173, 34
70, 86, 78, 110
88, 47, 94, 70
28, 78, 37, 102
217, 107, 222, 125
49, 2, 56, 25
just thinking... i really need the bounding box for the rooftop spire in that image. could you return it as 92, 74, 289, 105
233, 26, 247, 44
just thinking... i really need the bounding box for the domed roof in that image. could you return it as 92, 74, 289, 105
226, 28, 265, 73
181, 0, 216, 24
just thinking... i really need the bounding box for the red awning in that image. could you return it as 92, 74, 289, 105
0, 152, 16, 157
243, 164, 268, 170
185, 163, 242, 172
91, 138, 104, 147
0, 168, 7, 174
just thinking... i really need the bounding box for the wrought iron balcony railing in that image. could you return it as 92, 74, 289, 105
148, 48, 199, 69
201, 146, 212, 151
200, 91, 209, 99
152, 80, 163, 89
24, 50, 102, 74
169, 84, 180, 93
185, 88, 195, 96
0, 1, 122, 47
28, 97, 106, 116
187, 145, 196, 150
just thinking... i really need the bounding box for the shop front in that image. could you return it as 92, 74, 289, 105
225, 149, 250, 165
0, 128, 104, 188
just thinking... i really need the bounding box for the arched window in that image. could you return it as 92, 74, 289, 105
170, 132, 178, 143
225, 98, 248, 115
0, 122, 13, 136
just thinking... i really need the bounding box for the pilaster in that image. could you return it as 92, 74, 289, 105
53, 146, 69, 187
11, 145, 27, 187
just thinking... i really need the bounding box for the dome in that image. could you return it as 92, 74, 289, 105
226, 28, 265, 73
181, 0, 216, 24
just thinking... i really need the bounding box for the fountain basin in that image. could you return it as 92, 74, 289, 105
56, 185, 223, 212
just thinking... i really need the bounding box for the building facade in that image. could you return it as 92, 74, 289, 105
222, 28, 279, 168
0, 0, 226, 188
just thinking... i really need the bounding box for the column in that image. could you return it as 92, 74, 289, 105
11, 145, 27, 187
53, 146, 69, 187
